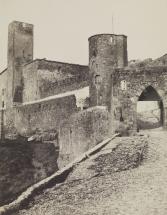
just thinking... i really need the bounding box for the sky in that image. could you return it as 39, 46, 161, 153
0, 0, 167, 71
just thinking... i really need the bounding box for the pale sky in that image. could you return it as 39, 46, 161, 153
0, 0, 167, 71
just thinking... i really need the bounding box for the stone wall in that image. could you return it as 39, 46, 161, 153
14, 95, 77, 136
37, 60, 89, 99
22, 59, 89, 103
111, 66, 167, 133
0, 70, 7, 109
22, 61, 39, 103
58, 106, 110, 168
0, 70, 8, 138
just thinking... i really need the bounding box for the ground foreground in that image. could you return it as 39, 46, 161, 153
18, 128, 167, 215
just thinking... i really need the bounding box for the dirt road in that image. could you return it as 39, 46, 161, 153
18, 128, 167, 215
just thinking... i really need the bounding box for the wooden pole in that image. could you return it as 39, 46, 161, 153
1, 108, 4, 141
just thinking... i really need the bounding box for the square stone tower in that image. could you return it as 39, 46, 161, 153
7, 21, 33, 106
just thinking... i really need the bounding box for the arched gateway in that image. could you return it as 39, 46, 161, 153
137, 86, 164, 130
88, 34, 167, 134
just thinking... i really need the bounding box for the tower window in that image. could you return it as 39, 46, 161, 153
93, 50, 97, 57
94, 75, 102, 85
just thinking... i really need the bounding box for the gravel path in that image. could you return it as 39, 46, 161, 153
18, 128, 167, 215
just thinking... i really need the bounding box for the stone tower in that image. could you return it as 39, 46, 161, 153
7, 21, 33, 106
88, 34, 128, 109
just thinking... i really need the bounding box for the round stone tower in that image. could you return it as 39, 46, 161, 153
88, 34, 128, 109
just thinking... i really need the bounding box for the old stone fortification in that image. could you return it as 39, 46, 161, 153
58, 106, 109, 168
1, 20, 167, 156
112, 67, 167, 132
22, 59, 89, 102
15, 95, 77, 136
1, 20, 167, 204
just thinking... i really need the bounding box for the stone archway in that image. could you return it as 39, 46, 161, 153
137, 85, 164, 130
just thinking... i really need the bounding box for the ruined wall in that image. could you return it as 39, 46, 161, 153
58, 106, 110, 168
14, 95, 77, 136
111, 66, 167, 133
22, 59, 89, 103
37, 60, 89, 99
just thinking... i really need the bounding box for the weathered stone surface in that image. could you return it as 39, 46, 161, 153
7, 21, 33, 106
0, 139, 58, 206
58, 106, 110, 168
22, 59, 89, 103
111, 67, 167, 133
14, 95, 77, 137
89, 34, 127, 108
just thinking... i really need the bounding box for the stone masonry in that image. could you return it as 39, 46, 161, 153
1, 20, 167, 161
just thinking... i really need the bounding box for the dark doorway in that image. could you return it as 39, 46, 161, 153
137, 86, 164, 130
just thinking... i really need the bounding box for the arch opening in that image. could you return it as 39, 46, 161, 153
137, 86, 164, 130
